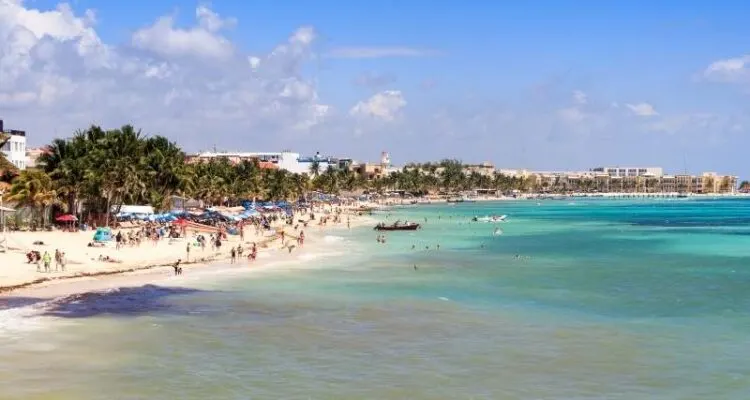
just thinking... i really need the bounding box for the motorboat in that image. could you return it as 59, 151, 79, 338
471, 215, 507, 223
374, 222, 421, 231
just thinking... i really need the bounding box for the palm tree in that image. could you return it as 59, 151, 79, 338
7, 169, 58, 229
309, 160, 321, 178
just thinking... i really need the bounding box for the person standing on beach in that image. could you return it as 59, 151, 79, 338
230, 247, 236, 264
186, 242, 191, 261
54, 249, 61, 272
42, 251, 51, 273
59, 252, 66, 272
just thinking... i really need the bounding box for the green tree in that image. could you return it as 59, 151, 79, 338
7, 169, 58, 229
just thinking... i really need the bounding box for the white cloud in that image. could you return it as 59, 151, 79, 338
326, 46, 440, 59
0, 1, 744, 169
625, 102, 659, 117
350, 90, 406, 121
0, 2, 333, 150
196, 4, 236, 32
131, 5, 234, 60
645, 113, 717, 135
557, 107, 586, 123
572, 90, 587, 105
248, 56, 261, 69
703, 55, 750, 83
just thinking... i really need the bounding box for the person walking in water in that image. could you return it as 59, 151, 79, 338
230, 247, 237, 264
172, 259, 182, 275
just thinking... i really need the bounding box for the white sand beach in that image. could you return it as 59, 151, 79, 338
0, 206, 376, 298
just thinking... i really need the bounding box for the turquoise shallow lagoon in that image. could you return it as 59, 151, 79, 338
2, 198, 750, 399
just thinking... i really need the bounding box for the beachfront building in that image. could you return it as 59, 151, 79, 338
186, 150, 350, 175
25, 147, 47, 169
0, 119, 27, 170
590, 166, 664, 178
518, 167, 738, 194
464, 162, 496, 177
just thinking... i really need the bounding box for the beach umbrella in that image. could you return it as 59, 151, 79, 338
55, 214, 78, 222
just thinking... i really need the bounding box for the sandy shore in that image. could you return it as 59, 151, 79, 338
0, 208, 376, 299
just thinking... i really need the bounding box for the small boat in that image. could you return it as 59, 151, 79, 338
374, 222, 421, 231
472, 215, 507, 223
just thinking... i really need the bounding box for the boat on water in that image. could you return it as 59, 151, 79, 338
374, 222, 421, 231
472, 215, 507, 223
447, 196, 476, 203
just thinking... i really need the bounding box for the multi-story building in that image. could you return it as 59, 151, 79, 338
185, 150, 346, 175
590, 166, 664, 178
464, 162, 496, 177
25, 147, 47, 169
521, 168, 737, 194
0, 119, 27, 170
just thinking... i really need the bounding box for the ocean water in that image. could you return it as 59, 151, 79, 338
2, 199, 750, 399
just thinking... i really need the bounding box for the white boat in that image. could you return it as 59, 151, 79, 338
472, 215, 507, 223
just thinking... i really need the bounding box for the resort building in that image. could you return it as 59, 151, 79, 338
590, 166, 664, 178
524, 170, 737, 194
185, 150, 347, 175
25, 147, 47, 169
492, 165, 737, 194
464, 162, 496, 177
0, 119, 28, 170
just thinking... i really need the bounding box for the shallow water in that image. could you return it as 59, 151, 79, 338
2, 199, 750, 399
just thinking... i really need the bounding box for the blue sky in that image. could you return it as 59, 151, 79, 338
4, 0, 750, 175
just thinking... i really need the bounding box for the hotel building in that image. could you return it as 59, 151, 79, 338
185, 150, 352, 175
0, 119, 28, 170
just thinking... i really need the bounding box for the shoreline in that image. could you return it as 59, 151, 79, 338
375, 192, 750, 206
0, 210, 377, 301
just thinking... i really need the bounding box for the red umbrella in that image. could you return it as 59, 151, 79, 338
55, 214, 78, 222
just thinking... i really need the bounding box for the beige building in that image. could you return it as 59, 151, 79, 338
525, 169, 737, 194
464, 162, 496, 177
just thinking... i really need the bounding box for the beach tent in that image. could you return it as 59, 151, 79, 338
93, 227, 112, 242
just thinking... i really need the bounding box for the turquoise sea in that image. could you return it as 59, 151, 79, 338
2, 199, 750, 399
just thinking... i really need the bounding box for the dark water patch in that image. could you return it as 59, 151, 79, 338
41, 285, 210, 318
0, 297, 47, 311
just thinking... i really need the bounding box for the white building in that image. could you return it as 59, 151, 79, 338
590, 166, 663, 178
0, 120, 27, 170
186, 150, 347, 175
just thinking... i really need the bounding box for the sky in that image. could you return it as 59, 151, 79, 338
1, 0, 750, 175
